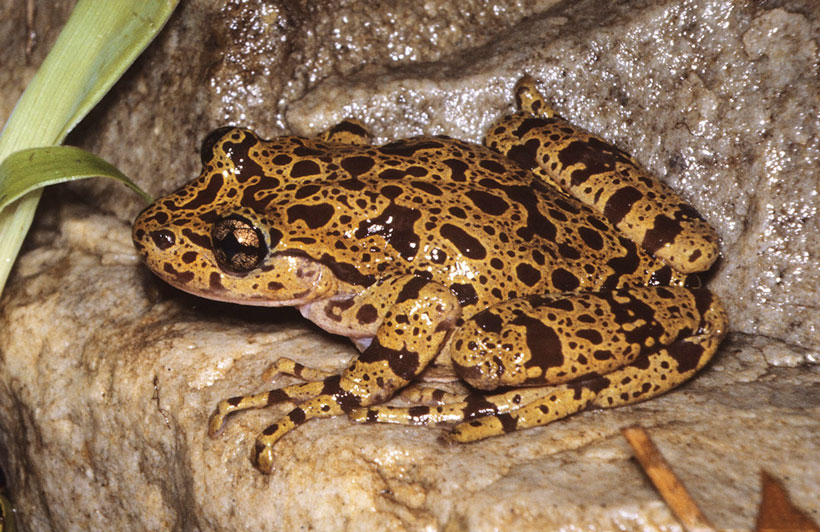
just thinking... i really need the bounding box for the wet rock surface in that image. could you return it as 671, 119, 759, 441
1, 0, 818, 530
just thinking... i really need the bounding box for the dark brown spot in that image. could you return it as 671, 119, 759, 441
223, 132, 265, 183
466, 190, 509, 215
359, 339, 421, 381
558, 137, 632, 187
516, 263, 541, 287
410, 181, 443, 196
479, 159, 507, 174
642, 214, 684, 254
396, 276, 429, 303
295, 184, 322, 199
287, 203, 335, 229
356, 304, 379, 324
341, 156, 375, 176
290, 159, 321, 178
440, 224, 486, 260
379, 139, 444, 157
472, 310, 503, 333
180, 173, 224, 210
354, 203, 422, 261
443, 158, 469, 182
511, 314, 564, 373
603, 186, 643, 226
551, 268, 580, 291
449, 283, 478, 306
576, 329, 603, 345
578, 226, 604, 250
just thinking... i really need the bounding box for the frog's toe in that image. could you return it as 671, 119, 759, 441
347, 407, 371, 423
208, 399, 234, 436
255, 440, 276, 474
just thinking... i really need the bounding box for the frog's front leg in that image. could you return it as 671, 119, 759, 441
353, 286, 727, 441
486, 75, 719, 274
211, 275, 461, 473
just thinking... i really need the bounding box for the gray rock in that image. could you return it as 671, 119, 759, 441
1, 0, 818, 530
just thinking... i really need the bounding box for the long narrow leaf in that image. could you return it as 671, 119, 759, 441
0, 0, 178, 294
0, 146, 152, 212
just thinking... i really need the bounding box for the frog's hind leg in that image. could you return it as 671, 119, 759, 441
354, 286, 726, 441
485, 75, 719, 274
445, 285, 727, 442
349, 287, 726, 442
317, 119, 372, 146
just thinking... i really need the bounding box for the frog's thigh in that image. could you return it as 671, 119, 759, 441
316, 118, 371, 145
451, 286, 726, 391
485, 76, 719, 274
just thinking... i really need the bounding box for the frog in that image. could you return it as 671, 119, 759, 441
132, 75, 728, 474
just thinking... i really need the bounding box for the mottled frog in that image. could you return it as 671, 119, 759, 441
133, 76, 727, 473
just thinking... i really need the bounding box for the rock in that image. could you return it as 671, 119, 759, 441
1, 0, 818, 530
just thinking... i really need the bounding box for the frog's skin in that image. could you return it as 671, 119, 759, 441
133, 76, 727, 474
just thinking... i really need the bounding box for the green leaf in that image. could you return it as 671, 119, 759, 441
0, 146, 152, 212
0, 493, 16, 532
0, 0, 179, 294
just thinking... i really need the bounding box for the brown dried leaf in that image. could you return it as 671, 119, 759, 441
756, 471, 820, 532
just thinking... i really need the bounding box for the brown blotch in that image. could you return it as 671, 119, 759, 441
516, 263, 541, 287
287, 203, 335, 229
440, 224, 487, 260
642, 213, 684, 254
355, 203, 422, 261
551, 268, 580, 291
511, 314, 564, 372
356, 304, 379, 324
603, 186, 643, 226
449, 283, 479, 306
466, 190, 509, 215
341, 156, 376, 176
290, 159, 321, 178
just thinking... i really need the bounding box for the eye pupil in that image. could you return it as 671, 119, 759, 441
212, 216, 267, 273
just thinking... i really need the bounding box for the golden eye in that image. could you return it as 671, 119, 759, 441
211, 215, 267, 273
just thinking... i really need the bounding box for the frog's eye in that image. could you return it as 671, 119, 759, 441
201, 127, 236, 165
211, 215, 268, 273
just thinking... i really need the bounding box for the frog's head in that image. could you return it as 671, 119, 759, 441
132, 127, 336, 306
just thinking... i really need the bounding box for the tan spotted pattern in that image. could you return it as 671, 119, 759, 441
133, 76, 728, 474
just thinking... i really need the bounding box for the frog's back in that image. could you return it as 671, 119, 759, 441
237, 132, 686, 313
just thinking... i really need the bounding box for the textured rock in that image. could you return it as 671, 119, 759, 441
1, 0, 818, 530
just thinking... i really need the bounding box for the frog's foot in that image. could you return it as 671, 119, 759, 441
399, 384, 469, 406
262, 357, 338, 382
513, 74, 557, 118
317, 119, 371, 146
207, 380, 326, 437
349, 386, 557, 425
448, 385, 596, 442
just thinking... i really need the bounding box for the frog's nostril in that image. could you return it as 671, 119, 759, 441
150, 229, 176, 250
